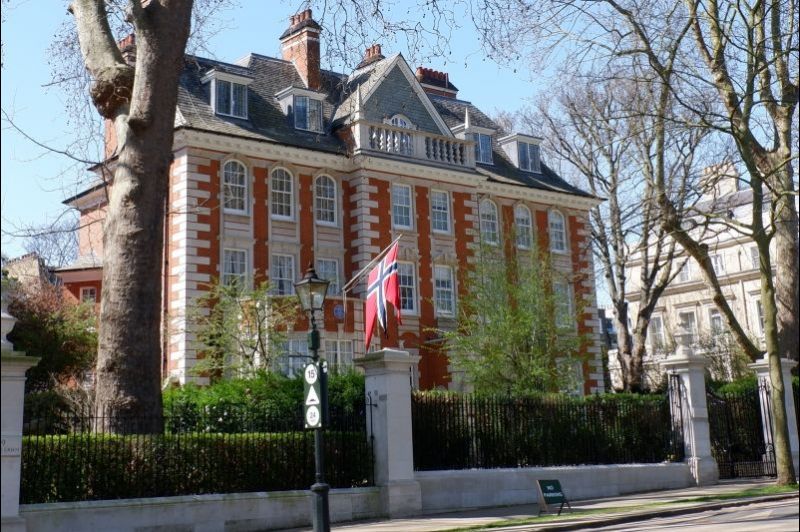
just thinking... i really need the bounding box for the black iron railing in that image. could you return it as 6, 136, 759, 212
411, 393, 684, 471
21, 399, 373, 503
707, 384, 776, 479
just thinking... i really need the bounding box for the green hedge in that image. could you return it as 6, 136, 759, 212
162, 371, 365, 432
22, 430, 371, 503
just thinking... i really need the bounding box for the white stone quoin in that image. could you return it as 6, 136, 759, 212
355, 348, 422, 517
1, 302, 40, 532
660, 329, 719, 486
748, 354, 800, 476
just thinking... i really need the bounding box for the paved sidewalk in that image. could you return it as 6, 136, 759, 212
281, 479, 798, 532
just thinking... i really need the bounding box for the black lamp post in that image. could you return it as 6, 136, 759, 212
294, 263, 331, 532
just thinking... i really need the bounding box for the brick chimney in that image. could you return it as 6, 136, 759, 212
355, 44, 385, 69
280, 9, 322, 90
415, 67, 458, 98
118, 34, 136, 65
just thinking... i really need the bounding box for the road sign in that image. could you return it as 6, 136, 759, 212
536, 479, 571, 515
303, 361, 326, 429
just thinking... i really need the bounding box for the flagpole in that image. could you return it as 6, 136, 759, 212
341, 233, 403, 293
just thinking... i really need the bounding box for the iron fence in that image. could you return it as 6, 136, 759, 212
707, 384, 776, 479
411, 392, 684, 471
21, 399, 373, 503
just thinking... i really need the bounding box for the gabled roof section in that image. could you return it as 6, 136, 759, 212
430, 94, 594, 198
332, 54, 453, 137
176, 54, 347, 154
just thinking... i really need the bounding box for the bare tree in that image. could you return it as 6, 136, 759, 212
68, 0, 194, 432
21, 216, 79, 269
531, 76, 702, 392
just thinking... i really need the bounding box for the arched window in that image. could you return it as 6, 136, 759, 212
479, 199, 499, 245
389, 114, 414, 155
271, 168, 294, 220
514, 204, 532, 249
315, 175, 337, 225
549, 210, 567, 253
222, 160, 247, 213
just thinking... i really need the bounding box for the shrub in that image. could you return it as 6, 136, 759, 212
21, 430, 371, 503
162, 371, 366, 431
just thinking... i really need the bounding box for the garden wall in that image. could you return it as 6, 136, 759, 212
20, 488, 381, 532
415, 463, 692, 514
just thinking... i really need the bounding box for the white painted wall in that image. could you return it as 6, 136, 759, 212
20, 488, 381, 532
415, 463, 692, 514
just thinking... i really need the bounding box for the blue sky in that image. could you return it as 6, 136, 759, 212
1, 1, 553, 259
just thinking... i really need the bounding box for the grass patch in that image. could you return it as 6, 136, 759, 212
449, 484, 798, 531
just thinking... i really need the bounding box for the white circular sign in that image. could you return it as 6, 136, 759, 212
306, 405, 321, 427
304, 364, 318, 384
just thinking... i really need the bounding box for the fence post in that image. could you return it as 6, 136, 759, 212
661, 329, 718, 486
355, 348, 422, 517
1, 300, 39, 532
748, 354, 799, 476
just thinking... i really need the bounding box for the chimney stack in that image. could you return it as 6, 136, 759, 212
280, 9, 322, 90
415, 66, 458, 98
118, 33, 136, 65
355, 44, 385, 69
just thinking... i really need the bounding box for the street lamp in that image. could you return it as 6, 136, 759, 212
294, 263, 330, 532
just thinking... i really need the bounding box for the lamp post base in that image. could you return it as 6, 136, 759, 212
311, 481, 331, 532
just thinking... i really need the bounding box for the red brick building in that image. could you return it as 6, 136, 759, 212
57, 10, 605, 392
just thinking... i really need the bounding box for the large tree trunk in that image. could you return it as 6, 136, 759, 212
72, 0, 194, 433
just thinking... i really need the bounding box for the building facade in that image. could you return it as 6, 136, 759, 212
619, 165, 779, 388
57, 10, 605, 392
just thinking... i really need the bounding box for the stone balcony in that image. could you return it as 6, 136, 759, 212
351, 121, 475, 169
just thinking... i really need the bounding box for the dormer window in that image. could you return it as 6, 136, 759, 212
216, 80, 247, 118
518, 142, 541, 173
202, 69, 253, 119
276, 87, 325, 133
473, 133, 493, 164
294, 95, 323, 131
498, 133, 543, 172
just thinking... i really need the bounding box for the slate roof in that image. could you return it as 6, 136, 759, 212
56, 253, 103, 272
172, 52, 593, 198
430, 95, 593, 197
177, 54, 347, 154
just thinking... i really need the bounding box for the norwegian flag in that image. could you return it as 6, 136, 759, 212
364, 242, 402, 349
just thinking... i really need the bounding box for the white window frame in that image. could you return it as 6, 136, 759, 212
517, 141, 541, 173
479, 199, 499, 245
708, 307, 724, 334
222, 248, 248, 288
280, 337, 309, 376
314, 175, 337, 226
222, 160, 248, 214
677, 310, 698, 344
324, 339, 354, 370
270, 168, 294, 220
548, 210, 567, 253
430, 189, 451, 234
316, 258, 340, 296
749, 247, 759, 270
553, 280, 575, 329
270, 253, 295, 296
677, 261, 692, 282
214, 79, 248, 119
514, 204, 533, 249
648, 315, 665, 351
473, 133, 493, 164
80, 286, 97, 303
710, 253, 726, 275
392, 184, 413, 229
293, 95, 323, 132
397, 261, 417, 314
753, 298, 765, 337
433, 265, 456, 317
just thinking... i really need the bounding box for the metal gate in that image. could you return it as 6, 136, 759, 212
707, 380, 776, 479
